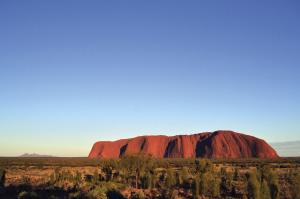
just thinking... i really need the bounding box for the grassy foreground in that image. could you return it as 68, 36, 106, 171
0, 156, 299, 199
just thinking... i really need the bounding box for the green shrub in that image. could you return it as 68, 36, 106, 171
119, 154, 154, 188
131, 190, 145, 199
268, 171, 279, 199
195, 159, 213, 174
220, 169, 233, 195
233, 167, 240, 181
199, 171, 220, 197
18, 191, 40, 199
291, 171, 300, 199
165, 168, 176, 188
140, 172, 153, 189
247, 171, 260, 199
93, 170, 100, 185
0, 168, 5, 187
194, 176, 200, 197
212, 178, 221, 198
259, 165, 279, 199
260, 179, 271, 199
87, 187, 107, 199
170, 189, 179, 199
180, 166, 189, 184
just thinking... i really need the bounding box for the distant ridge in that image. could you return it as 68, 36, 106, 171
19, 153, 54, 157
89, 130, 279, 159
271, 141, 300, 157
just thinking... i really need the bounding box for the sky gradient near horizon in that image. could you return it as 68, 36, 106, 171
1, 1, 300, 156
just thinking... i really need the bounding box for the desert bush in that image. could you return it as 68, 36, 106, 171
259, 165, 279, 199
119, 154, 154, 188
180, 166, 190, 185
260, 179, 271, 199
49, 167, 62, 184
193, 176, 200, 197
21, 176, 31, 185
199, 171, 220, 197
87, 187, 107, 199
74, 171, 82, 185
291, 171, 300, 199
170, 189, 179, 199
86, 181, 126, 199
220, 169, 233, 195
195, 159, 213, 174
192, 159, 220, 198
165, 168, 176, 188
49, 173, 56, 184
93, 170, 100, 185
101, 159, 118, 182
140, 172, 154, 189
247, 171, 260, 199
268, 171, 279, 199
0, 168, 5, 187
131, 190, 145, 199
102, 181, 126, 191
233, 167, 240, 181
18, 191, 40, 199
211, 178, 221, 198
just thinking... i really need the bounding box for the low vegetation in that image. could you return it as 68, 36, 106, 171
0, 156, 299, 199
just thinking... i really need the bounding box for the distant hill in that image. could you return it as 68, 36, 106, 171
89, 130, 278, 159
271, 141, 300, 157
19, 153, 54, 157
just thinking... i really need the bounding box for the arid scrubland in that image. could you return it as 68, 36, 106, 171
0, 156, 300, 199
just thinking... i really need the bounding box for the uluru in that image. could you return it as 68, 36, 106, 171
88, 130, 279, 159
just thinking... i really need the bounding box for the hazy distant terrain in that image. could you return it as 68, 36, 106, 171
19, 153, 54, 158
271, 141, 300, 157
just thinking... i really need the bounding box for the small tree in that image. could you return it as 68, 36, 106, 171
194, 159, 220, 198
101, 159, 118, 181
199, 171, 220, 197
93, 170, 100, 185
291, 171, 300, 199
233, 167, 240, 181
0, 168, 5, 187
247, 171, 260, 199
131, 190, 145, 199
141, 171, 154, 189
120, 154, 154, 188
180, 166, 190, 187
260, 179, 271, 199
195, 159, 213, 174
194, 176, 200, 197
259, 165, 279, 199
220, 168, 233, 195
170, 190, 179, 199
165, 168, 176, 188
74, 171, 82, 185
212, 178, 221, 198
268, 171, 279, 199
18, 191, 40, 199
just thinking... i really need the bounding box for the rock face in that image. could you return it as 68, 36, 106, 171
88, 131, 279, 159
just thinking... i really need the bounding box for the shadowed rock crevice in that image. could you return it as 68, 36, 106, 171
164, 139, 177, 158
119, 144, 128, 157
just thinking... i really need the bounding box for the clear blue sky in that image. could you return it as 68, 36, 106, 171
0, 1, 299, 156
